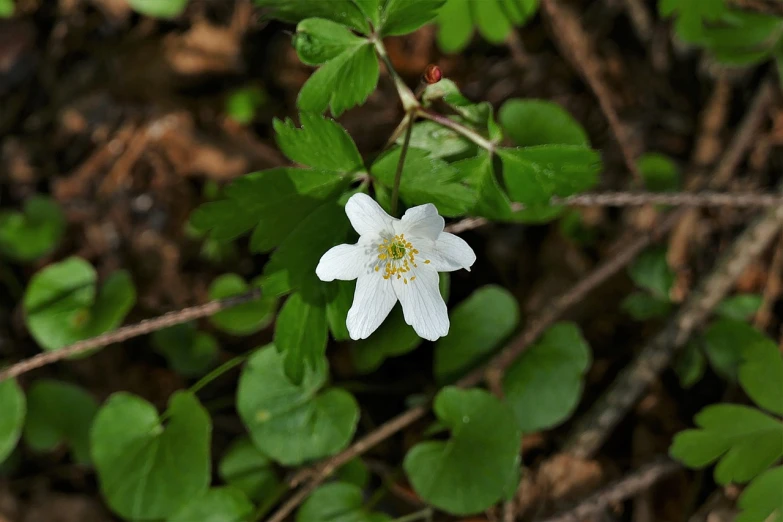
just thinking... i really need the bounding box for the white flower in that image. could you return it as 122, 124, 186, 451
316, 193, 476, 341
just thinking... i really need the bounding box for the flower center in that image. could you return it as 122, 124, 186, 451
375, 234, 430, 284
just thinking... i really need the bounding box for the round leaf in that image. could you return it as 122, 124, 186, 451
703, 319, 769, 381
0, 379, 25, 464
739, 335, 783, 416
91, 391, 211, 520
0, 196, 65, 261
403, 387, 521, 515
218, 437, 280, 502
152, 323, 219, 377
499, 99, 588, 147
237, 345, 359, 466
297, 482, 390, 522
209, 274, 275, 336
168, 487, 254, 522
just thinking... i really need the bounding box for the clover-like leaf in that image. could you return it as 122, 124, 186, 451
503, 322, 591, 432
274, 292, 328, 384
0, 379, 25, 464
736, 465, 783, 522
297, 482, 391, 522
403, 387, 521, 515
274, 113, 364, 173
127, 0, 188, 18
152, 323, 219, 377
219, 437, 281, 503
434, 286, 519, 383
168, 487, 254, 522
237, 345, 359, 466
208, 274, 276, 336
23, 380, 98, 465
0, 196, 65, 262
669, 404, 783, 485
738, 333, 783, 416
499, 99, 588, 148
23, 257, 136, 352
435, 0, 538, 52
91, 391, 211, 520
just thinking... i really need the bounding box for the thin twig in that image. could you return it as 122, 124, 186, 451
537, 457, 681, 522
0, 289, 262, 383
391, 113, 415, 217
550, 191, 783, 208
727, 0, 783, 17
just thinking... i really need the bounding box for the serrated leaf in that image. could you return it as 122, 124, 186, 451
298, 42, 379, 117
715, 293, 763, 321
128, 0, 188, 18
0, 196, 65, 262
637, 153, 680, 192
703, 318, 770, 381
274, 292, 328, 384
294, 18, 368, 66
739, 335, 783, 416
499, 146, 601, 206
190, 168, 347, 250
669, 404, 783, 485
274, 113, 363, 172
91, 391, 211, 520
23, 380, 98, 464
380, 0, 445, 36
23, 257, 136, 352
255, 0, 370, 34
503, 322, 591, 432
208, 274, 276, 336
219, 437, 280, 503
0, 379, 25, 464
434, 286, 519, 383
621, 292, 673, 320
237, 345, 359, 466
736, 465, 783, 522
297, 482, 390, 522
627, 247, 674, 300
403, 120, 474, 160
168, 487, 254, 522
455, 154, 513, 220
499, 99, 588, 147
372, 147, 476, 216
152, 323, 219, 377
403, 387, 521, 515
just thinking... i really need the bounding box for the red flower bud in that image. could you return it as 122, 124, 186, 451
422, 64, 442, 84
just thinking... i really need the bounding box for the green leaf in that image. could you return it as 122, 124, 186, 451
503, 322, 591, 432
715, 293, 763, 321
208, 274, 276, 336
237, 345, 359, 466
226, 86, 267, 125
434, 286, 519, 383
152, 323, 219, 377
381, 0, 445, 36
0, 196, 65, 262
627, 247, 674, 300
168, 487, 254, 522
91, 391, 211, 520
473, 0, 513, 43
190, 168, 347, 250
404, 387, 521, 515
675, 340, 706, 389
669, 404, 783, 485
0, 379, 25, 464
404, 120, 475, 160
703, 319, 770, 380
435, 0, 474, 53
0, 0, 14, 17
298, 42, 379, 117
297, 483, 390, 522
736, 466, 783, 522
659, 0, 728, 43
294, 18, 368, 66
355, 0, 382, 28
23, 380, 98, 464
336, 459, 370, 489
435, 0, 538, 52
637, 153, 680, 192
274, 113, 364, 172
372, 147, 476, 216
738, 335, 783, 416
325, 280, 355, 341
621, 292, 673, 320
127, 0, 188, 18
499, 99, 589, 148
23, 257, 136, 352
254, 0, 370, 34
274, 292, 328, 384
499, 146, 601, 206
219, 437, 280, 503
421, 80, 501, 140
455, 154, 513, 220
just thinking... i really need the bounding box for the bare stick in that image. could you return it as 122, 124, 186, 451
538, 457, 681, 522
551, 191, 783, 208
727, 0, 783, 17
0, 289, 262, 383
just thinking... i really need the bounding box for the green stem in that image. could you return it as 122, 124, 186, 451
189, 354, 248, 395
373, 40, 419, 111
391, 112, 414, 216
416, 108, 496, 152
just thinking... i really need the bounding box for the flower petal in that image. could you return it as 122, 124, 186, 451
415, 232, 476, 272
347, 274, 398, 340
394, 203, 444, 240
316, 243, 368, 281
345, 193, 395, 237
392, 265, 448, 341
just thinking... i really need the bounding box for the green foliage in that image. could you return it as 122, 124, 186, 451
336, 458, 370, 488
208, 274, 276, 335
274, 292, 328, 383
255, 0, 372, 33
168, 487, 254, 522
226, 86, 267, 125
434, 285, 519, 383
435, 0, 539, 52
23, 257, 136, 352
503, 322, 591, 432
622, 247, 675, 320
151, 323, 219, 377
23, 380, 98, 464
275, 114, 364, 173
637, 153, 681, 192
403, 387, 521, 515
737, 334, 783, 416
0, 379, 25, 464
736, 466, 783, 522
91, 392, 211, 520
702, 319, 769, 380
715, 293, 763, 321
621, 292, 673, 320
0, 196, 65, 262
219, 437, 281, 503
127, 0, 189, 18
675, 340, 707, 389
404, 121, 475, 160
296, 482, 391, 522
499, 99, 589, 147
237, 345, 359, 465
380, 0, 445, 36
0, 0, 13, 17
